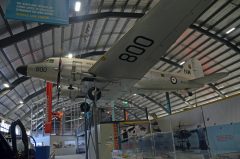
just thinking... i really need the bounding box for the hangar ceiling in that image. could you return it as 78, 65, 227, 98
0, 0, 240, 129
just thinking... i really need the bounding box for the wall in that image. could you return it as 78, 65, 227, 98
87, 124, 114, 159
158, 95, 240, 131
32, 134, 77, 155
203, 95, 240, 126
50, 135, 77, 156
99, 123, 114, 159
156, 94, 240, 156
32, 134, 50, 146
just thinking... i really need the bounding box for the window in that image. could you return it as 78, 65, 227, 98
44, 59, 54, 63
49, 59, 54, 63
0, 121, 10, 133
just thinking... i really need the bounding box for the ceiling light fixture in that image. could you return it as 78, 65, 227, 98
180, 61, 185, 65
75, 1, 81, 12
3, 83, 10, 88
67, 53, 73, 59
226, 27, 235, 34
122, 101, 128, 105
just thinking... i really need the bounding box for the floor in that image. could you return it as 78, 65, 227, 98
55, 154, 85, 159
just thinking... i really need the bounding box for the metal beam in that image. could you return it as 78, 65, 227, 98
76, 51, 106, 58
0, 12, 143, 48
0, 76, 30, 97
22, 98, 70, 122
0, 24, 55, 48
4, 87, 45, 117
85, 0, 106, 52
208, 83, 226, 98
160, 57, 183, 68
172, 92, 193, 107
190, 24, 240, 54
115, 104, 140, 120
138, 94, 170, 114
118, 98, 145, 112
165, 92, 172, 114
102, 0, 128, 51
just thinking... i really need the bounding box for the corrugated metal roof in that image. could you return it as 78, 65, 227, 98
0, 0, 240, 129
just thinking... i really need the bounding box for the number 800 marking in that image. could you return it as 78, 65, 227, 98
119, 36, 154, 62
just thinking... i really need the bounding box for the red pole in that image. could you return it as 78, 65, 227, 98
44, 82, 53, 133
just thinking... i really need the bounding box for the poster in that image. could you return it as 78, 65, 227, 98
5, 0, 69, 25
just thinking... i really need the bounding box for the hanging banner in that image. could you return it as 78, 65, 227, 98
5, 0, 69, 25
44, 82, 53, 133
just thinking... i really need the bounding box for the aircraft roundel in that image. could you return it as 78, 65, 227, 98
170, 76, 177, 84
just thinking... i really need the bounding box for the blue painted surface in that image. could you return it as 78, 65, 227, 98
5, 0, 69, 25
35, 146, 50, 159
207, 123, 240, 155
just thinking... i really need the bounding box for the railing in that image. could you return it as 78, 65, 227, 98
31, 128, 77, 136
50, 150, 56, 159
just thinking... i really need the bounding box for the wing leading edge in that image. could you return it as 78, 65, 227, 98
89, 0, 213, 80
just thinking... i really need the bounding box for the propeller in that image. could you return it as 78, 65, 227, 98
56, 57, 62, 101
175, 121, 194, 131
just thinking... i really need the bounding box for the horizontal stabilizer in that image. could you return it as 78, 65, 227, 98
189, 72, 228, 85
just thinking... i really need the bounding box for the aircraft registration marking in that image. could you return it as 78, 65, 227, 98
119, 36, 154, 62
184, 69, 191, 75
36, 67, 47, 72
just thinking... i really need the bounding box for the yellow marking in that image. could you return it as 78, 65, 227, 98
120, 120, 149, 125
100, 55, 106, 61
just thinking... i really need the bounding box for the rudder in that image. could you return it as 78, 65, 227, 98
179, 58, 204, 80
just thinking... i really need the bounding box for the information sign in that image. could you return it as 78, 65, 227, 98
5, 0, 69, 25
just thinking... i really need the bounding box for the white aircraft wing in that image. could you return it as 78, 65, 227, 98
89, 0, 213, 80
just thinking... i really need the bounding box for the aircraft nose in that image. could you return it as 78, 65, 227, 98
16, 65, 28, 76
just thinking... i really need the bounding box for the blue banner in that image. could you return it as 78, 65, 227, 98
5, 0, 69, 25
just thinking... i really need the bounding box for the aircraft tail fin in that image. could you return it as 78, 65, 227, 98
179, 58, 204, 80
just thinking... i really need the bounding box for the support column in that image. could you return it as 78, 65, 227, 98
36, 104, 38, 135
93, 107, 99, 159
30, 104, 33, 134
84, 112, 88, 159
111, 101, 115, 121
145, 107, 149, 120
93, 90, 100, 159
62, 108, 65, 135
123, 109, 129, 121
53, 118, 56, 134
166, 92, 172, 115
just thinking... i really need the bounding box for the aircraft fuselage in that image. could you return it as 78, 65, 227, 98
16, 57, 202, 100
